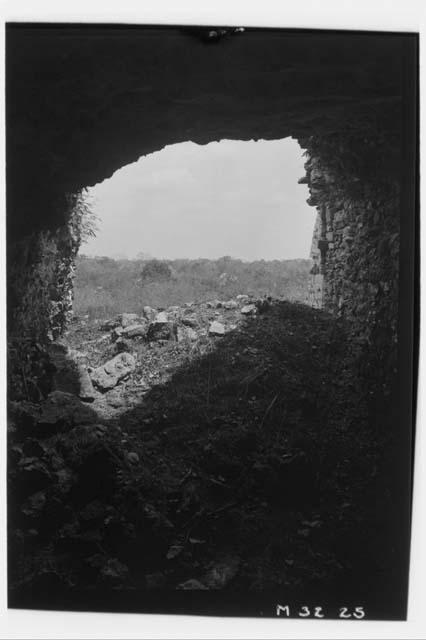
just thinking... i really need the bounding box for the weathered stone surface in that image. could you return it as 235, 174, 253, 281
154, 311, 168, 323
241, 304, 257, 315
111, 326, 124, 342
106, 389, 125, 408
224, 300, 238, 310
185, 327, 198, 341
91, 353, 136, 391
119, 313, 139, 328
182, 315, 198, 328
121, 322, 148, 338
127, 452, 140, 464
37, 390, 97, 433
209, 321, 225, 336
143, 306, 157, 322
76, 364, 95, 402
176, 327, 185, 343
100, 318, 120, 331
66, 347, 89, 364
303, 139, 399, 396
147, 321, 175, 342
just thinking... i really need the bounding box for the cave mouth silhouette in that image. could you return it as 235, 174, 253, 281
6, 25, 410, 241
5, 24, 417, 621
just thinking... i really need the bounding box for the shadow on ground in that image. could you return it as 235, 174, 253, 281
7, 301, 404, 618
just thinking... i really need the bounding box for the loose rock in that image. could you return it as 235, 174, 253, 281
76, 364, 95, 402
91, 353, 136, 391
121, 322, 148, 338
119, 313, 139, 328
209, 321, 225, 336
111, 326, 124, 342
37, 390, 97, 434
143, 306, 157, 322
241, 304, 257, 315
224, 300, 238, 310
147, 321, 175, 342
127, 452, 140, 464
182, 314, 198, 328
106, 389, 125, 407
100, 318, 120, 331
177, 578, 209, 590
154, 311, 168, 323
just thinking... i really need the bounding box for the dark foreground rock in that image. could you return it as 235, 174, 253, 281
8, 299, 392, 606
33, 391, 98, 436
147, 321, 176, 342
76, 365, 95, 402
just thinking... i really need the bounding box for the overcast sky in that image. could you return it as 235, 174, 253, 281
82, 138, 315, 261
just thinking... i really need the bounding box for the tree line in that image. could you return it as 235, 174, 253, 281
73, 255, 312, 318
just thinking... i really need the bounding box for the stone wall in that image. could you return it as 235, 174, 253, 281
305, 213, 324, 309
7, 194, 85, 400
301, 134, 400, 397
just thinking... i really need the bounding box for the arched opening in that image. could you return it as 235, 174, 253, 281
6, 24, 417, 618
73, 137, 315, 320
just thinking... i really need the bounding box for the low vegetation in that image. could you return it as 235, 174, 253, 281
73, 255, 312, 318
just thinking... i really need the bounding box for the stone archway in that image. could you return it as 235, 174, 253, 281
7, 24, 414, 393
5, 25, 418, 613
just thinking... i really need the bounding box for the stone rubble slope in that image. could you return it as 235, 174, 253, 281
80, 294, 267, 395
37, 295, 273, 423
8, 296, 381, 597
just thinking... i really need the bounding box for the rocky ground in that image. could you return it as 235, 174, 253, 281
7, 295, 395, 612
